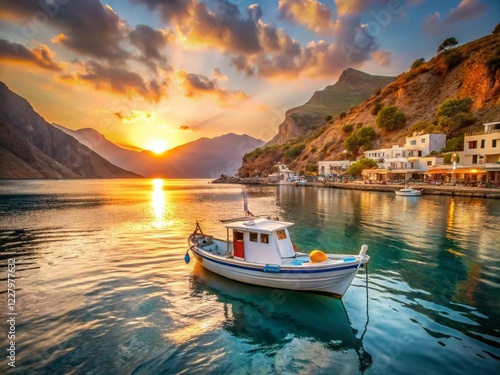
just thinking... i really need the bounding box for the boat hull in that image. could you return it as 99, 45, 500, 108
189, 244, 367, 297
395, 190, 421, 196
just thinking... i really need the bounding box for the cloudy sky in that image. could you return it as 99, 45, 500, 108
0, 0, 498, 152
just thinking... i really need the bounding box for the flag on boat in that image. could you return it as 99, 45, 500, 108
243, 192, 248, 214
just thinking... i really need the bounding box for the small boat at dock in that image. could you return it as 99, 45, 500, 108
186, 217, 369, 298
395, 186, 422, 196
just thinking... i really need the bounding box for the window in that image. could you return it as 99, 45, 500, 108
427, 161, 432, 166
410, 140, 416, 145
249, 232, 258, 242
493, 139, 497, 148
469, 141, 477, 149
234, 231, 244, 241
421, 139, 426, 143
472, 155, 478, 164
481, 139, 485, 148
261, 233, 269, 244
277, 230, 287, 240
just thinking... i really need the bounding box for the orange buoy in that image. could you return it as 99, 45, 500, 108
309, 250, 328, 263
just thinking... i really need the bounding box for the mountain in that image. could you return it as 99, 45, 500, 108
267, 68, 396, 145
239, 30, 500, 177
0, 82, 140, 178
55, 124, 264, 178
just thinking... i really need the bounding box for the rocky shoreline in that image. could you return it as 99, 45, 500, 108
211, 176, 500, 199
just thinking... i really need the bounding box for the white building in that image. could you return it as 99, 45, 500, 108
362, 133, 445, 182
426, 122, 500, 185
318, 160, 352, 177
274, 163, 295, 180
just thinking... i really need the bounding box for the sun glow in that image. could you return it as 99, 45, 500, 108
147, 140, 168, 154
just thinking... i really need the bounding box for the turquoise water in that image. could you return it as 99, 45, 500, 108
0, 179, 498, 374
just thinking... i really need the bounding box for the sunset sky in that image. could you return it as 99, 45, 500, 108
1, 0, 498, 152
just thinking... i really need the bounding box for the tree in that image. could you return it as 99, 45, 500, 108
345, 158, 377, 176
376, 106, 407, 131
411, 57, 425, 69
437, 37, 458, 53
343, 126, 377, 152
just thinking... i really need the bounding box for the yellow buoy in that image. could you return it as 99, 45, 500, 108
309, 250, 328, 263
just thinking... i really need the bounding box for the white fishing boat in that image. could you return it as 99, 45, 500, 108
185, 217, 369, 298
395, 186, 422, 196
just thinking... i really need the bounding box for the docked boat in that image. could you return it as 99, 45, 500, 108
186, 217, 369, 298
395, 186, 422, 196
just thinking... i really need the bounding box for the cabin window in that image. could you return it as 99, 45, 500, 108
234, 231, 244, 241
277, 230, 287, 240
261, 233, 269, 244
249, 232, 258, 242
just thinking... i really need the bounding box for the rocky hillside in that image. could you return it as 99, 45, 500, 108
239, 30, 500, 177
0, 82, 141, 178
267, 68, 395, 145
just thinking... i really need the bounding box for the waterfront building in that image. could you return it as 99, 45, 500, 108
425, 122, 500, 185
361, 133, 445, 182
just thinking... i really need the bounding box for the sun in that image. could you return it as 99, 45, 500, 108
147, 140, 168, 154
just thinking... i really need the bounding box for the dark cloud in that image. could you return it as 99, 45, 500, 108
78, 61, 168, 102
178, 69, 248, 103
131, 0, 193, 21
129, 24, 172, 70
247, 4, 263, 22
0, 0, 130, 62
0, 39, 62, 71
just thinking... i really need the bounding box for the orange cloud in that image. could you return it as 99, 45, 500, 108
278, 0, 335, 35
0, 40, 62, 71
371, 50, 391, 67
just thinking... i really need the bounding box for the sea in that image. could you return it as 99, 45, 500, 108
0, 179, 499, 375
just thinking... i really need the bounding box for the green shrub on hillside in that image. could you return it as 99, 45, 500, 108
342, 123, 354, 133
345, 158, 377, 176
411, 58, 425, 69
407, 120, 439, 136
343, 126, 377, 152
376, 106, 407, 131
284, 142, 306, 158
337, 111, 347, 119
437, 98, 474, 133
324, 114, 333, 122
371, 102, 383, 115
441, 134, 464, 152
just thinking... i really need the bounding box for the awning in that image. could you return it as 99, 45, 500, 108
426, 168, 486, 174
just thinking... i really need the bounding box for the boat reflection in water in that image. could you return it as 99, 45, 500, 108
189, 263, 372, 373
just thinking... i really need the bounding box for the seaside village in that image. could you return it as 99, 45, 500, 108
271, 122, 500, 187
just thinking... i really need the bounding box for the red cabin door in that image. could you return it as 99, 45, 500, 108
233, 231, 245, 258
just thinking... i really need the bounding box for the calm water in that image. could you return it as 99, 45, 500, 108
0, 179, 499, 374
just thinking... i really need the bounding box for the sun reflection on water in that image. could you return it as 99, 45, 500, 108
151, 179, 172, 227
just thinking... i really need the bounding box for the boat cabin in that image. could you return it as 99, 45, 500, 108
225, 218, 295, 263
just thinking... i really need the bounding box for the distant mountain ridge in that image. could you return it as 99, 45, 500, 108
55, 124, 264, 178
0, 82, 140, 178
267, 68, 396, 145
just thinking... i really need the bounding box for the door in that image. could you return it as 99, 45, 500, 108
233, 231, 245, 258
